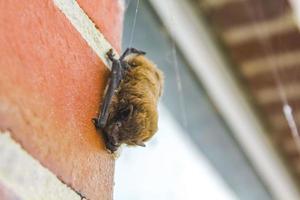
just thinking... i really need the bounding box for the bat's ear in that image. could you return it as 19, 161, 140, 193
119, 104, 134, 121
135, 141, 146, 147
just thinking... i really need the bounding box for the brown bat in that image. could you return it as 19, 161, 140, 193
93, 48, 164, 153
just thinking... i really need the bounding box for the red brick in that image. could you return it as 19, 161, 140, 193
0, 0, 123, 199
77, 0, 123, 52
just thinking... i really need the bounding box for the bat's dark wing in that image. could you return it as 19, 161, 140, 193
93, 48, 145, 129
99, 67, 122, 128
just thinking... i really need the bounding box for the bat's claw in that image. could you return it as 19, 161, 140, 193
106, 49, 116, 61
92, 118, 100, 129
105, 141, 119, 153
134, 48, 146, 55
120, 48, 146, 60
126, 48, 146, 55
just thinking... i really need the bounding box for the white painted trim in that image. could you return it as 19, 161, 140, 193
149, 0, 300, 200
222, 12, 295, 45
289, 0, 300, 29
241, 50, 300, 77
53, 0, 121, 69
200, 0, 243, 9
0, 131, 83, 200
256, 82, 300, 104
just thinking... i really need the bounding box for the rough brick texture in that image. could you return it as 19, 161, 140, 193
0, 0, 123, 199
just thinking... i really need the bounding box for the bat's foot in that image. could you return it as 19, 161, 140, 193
105, 141, 119, 153
126, 48, 146, 55
92, 119, 120, 153
106, 49, 116, 62
92, 118, 100, 129
120, 48, 146, 60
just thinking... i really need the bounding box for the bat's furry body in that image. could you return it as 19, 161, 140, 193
94, 49, 163, 152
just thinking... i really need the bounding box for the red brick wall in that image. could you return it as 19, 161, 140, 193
0, 0, 123, 199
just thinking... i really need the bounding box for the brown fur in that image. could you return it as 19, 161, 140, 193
103, 55, 164, 148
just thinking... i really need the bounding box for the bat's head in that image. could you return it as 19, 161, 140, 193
103, 97, 159, 152
103, 103, 158, 152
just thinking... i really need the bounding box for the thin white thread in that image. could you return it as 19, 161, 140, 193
167, 2, 188, 128
124, 0, 132, 12
172, 43, 188, 127
129, 0, 140, 47
241, 2, 300, 152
